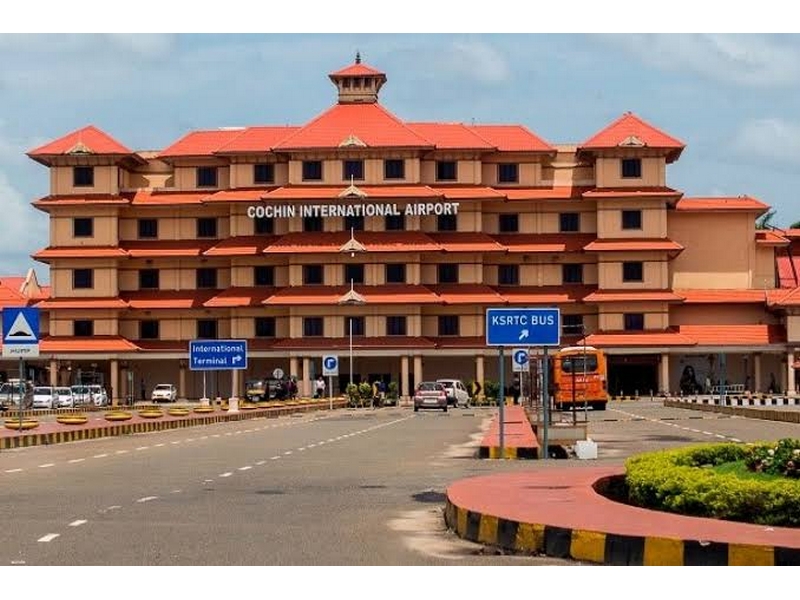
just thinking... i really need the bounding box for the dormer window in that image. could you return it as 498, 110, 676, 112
621, 158, 642, 179
343, 160, 364, 181
73, 166, 94, 187
197, 166, 218, 187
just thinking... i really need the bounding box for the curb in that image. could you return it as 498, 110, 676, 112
664, 399, 800, 424
444, 498, 800, 565
477, 445, 538, 460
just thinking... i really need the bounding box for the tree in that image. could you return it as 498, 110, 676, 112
790, 220, 800, 229
756, 209, 777, 230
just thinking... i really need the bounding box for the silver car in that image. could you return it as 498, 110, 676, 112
32, 386, 56, 410
436, 379, 471, 408
54, 386, 74, 408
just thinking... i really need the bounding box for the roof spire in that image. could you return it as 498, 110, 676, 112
355, 51, 361, 64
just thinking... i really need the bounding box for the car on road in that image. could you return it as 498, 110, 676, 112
89, 385, 109, 407
413, 381, 448, 413
54, 386, 74, 408
32, 386, 56, 409
71, 385, 91, 406
436, 378, 470, 407
0, 380, 34, 409
151, 383, 177, 403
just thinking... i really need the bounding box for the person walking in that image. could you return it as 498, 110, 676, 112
315, 375, 326, 399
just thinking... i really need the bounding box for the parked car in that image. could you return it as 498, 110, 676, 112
0, 381, 33, 409
436, 378, 470, 407
71, 385, 91, 406
32, 386, 56, 409
151, 383, 177, 403
88, 385, 109, 407
54, 386, 74, 408
413, 381, 448, 413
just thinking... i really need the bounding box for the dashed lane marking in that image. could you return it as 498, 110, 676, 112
135, 446, 149, 451
69, 520, 87, 527
5, 468, 23, 473
255, 460, 266, 465
238, 466, 252, 471
93, 454, 108, 459
115, 450, 128, 455
37, 534, 60, 543
283, 451, 293, 455
136, 496, 158, 503
38, 463, 54, 468
219, 472, 233, 478
270, 456, 280, 460
155, 443, 165, 447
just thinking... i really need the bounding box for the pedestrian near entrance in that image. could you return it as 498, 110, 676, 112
140, 378, 146, 401
315, 375, 326, 399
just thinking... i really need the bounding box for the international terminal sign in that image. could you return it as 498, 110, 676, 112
247, 201, 460, 219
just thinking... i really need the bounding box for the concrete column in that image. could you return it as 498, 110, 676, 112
290, 356, 299, 382
302, 357, 311, 398
110, 359, 119, 406
475, 355, 485, 398
179, 364, 187, 401
787, 350, 796, 396
49, 359, 58, 387
230, 369, 239, 400
413, 355, 423, 389
753, 353, 761, 393
401, 355, 410, 400
659, 353, 669, 395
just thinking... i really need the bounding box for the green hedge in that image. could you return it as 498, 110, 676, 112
625, 443, 800, 527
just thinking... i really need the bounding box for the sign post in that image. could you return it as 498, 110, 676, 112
189, 340, 247, 409
486, 308, 560, 460
322, 355, 339, 411
3, 307, 40, 432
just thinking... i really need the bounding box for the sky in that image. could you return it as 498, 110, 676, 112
1, 19, 799, 283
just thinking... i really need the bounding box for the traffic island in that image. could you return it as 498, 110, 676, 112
4, 418, 39, 431
56, 415, 89, 425
478, 406, 539, 459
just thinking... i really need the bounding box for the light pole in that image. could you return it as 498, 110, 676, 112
338, 278, 366, 401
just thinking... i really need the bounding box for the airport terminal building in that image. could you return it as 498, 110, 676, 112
6, 56, 800, 402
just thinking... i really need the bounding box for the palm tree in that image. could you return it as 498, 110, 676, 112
756, 209, 777, 230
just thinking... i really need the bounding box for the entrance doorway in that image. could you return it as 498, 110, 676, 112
607, 355, 658, 397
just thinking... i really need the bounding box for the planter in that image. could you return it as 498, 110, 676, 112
4, 419, 39, 430
240, 403, 258, 410
104, 411, 133, 422
167, 408, 190, 417
138, 410, 164, 419
57, 415, 89, 425
193, 406, 215, 414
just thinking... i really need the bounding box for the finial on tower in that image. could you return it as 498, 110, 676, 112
355, 51, 361, 64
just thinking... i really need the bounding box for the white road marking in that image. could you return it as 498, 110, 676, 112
106, 505, 121, 511
93, 454, 108, 459
283, 451, 292, 455
715, 434, 727, 439
688, 428, 701, 433
39, 463, 55, 468
200, 436, 209, 440
255, 461, 266, 465
270, 456, 280, 460
69, 520, 87, 527
328, 438, 336, 442
730, 438, 743, 443
5, 468, 23, 473
238, 466, 252, 471
298, 447, 306, 452
212, 434, 220, 438
136, 496, 158, 503
171, 489, 182, 494
10, 560, 25, 565
225, 432, 232, 436
308, 444, 317, 448
185, 438, 195, 442
136, 446, 149, 451
171, 441, 181, 445
155, 443, 165, 447
203, 479, 214, 483
219, 472, 233, 478
318, 441, 325, 445
116, 450, 128, 455
38, 534, 60, 543
702, 431, 713, 436
234, 431, 242, 435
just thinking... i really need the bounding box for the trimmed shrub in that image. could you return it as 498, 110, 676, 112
625, 442, 800, 527
745, 438, 800, 478
483, 380, 500, 402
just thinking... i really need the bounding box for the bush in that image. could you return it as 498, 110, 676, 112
387, 381, 399, 400
745, 438, 800, 478
625, 442, 800, 527
346, 383, 359, 407
358, 382, 373, 402
483, 380, 500, 402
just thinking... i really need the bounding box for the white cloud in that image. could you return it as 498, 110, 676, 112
446, 41, 511, 84
597, 34, 800, 87
733, 118, 800, 166
0, 170, 47, 275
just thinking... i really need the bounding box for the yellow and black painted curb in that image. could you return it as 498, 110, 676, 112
444, 500, 800, 565
665, 399, 800, 424
0, 399, 348, 450
478, 445, 537, 460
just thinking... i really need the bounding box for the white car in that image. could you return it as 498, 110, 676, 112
54, 387, 74, 408
151, 383, 177, 403
32, 386, 56, 409
71, 385, 91, 405
436, 379, 470, 408
88, 385, 109, 407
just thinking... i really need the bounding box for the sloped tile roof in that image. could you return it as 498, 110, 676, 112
583, 290, 684, 303
39, 335, 139, 352
583, 329, 696, 347
427, 232, 506, 253
122, 240, 215, 258
581, 112, 685, 154
36, 297, 128, 309
677, 324, 786, 346
330, 62, 385, 77
496, 285, 590, 304
467, 125, 553, 152
494, 234, 594, 253
203, 287, 277, 308
675, 196, 770, 213
32, 246, 128, 261
583, 239, 684, 252
204, 236, 280, 257
28, 125, 132, 156
405, 122, 495, 149
582, 187, 682, 199
676, 289, 770, 304
214, 127, 300, 153
158, 129, 244, 158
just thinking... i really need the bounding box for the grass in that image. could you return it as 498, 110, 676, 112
712, 460, 788, 482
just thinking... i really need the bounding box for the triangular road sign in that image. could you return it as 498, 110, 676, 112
5, 312, 36, 341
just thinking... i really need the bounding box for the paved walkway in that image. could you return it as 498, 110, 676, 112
445, 466, 800, 565
478, 405, 539, 459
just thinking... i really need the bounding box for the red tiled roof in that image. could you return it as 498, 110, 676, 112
274, 103, 432, 150
122, 240, 215, 258
264, 185, 440, 200
496, 285, 590, 305
121, 290, 218, 310
676, 289, 770, 304
582, 187, 682, 199
203, 287, 277, 308
405, 123, 495, 150
756, 231, 790, 246
467, 125, 553, 152
580, 112, 685, 160
129, 190, 209, 205
583, 290, 683, 303
134, 340, 189, 352
28, 125, 132, 157
583, 239, 684, 253
158, 129, 244, 158
203, 189, 274, 203
272, 336, 436, 350
360, 285, 441, 304
427, 232, 506, 253
0, 278, 29, 308
204, 236, 279, 257
495, 234, 594, 253
214, 127, 299, 153
675, 197, 770, 213
265, 232, 442, 254
36, 297, 128, 309
776, 251, 800, 288
32, 246, 128, 261
433, 336, 485, 348
769, 287, 800, 307
39, 336, 139, 353
264, 285, 440, 306
330, 62, 385, 77
677, 324, 786, 346
582, 329, 696, 347
430, 284, 505, 305
503, 187, 589, 201
432, 186, 505, 200
779, 228, 800, 239
32, 194, 130, 209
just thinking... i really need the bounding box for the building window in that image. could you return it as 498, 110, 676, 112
559, 213, 580, 232
139, 269, 159, 289
254, 266, 274, 286
562, 263, 584, 284
562, 314, 584, 336
342, 160, 364, 181
436, 161, 457, 181
624, 313, 645, 331
255, 317, 276, 338
303, 264, 324, 285
73, 268, 93, 289
138, 218, 158, 239
438, 315, 459, 336
386, 316, 407, 336
385, 263, 406, 284
303, 317, 324, 337
197, 319, 218, 339
344, 215, 364, 231
499, 214, 519, 233
385, 214, 405, 231
437, 264, 458, 284
197, 217, 218, 238
253, 163, 274, 184
196, 268, 218, 289
498, 163, 519, 183
302, 160, 323, 181
498, 264, 519, 285
344, 264, 364, 284
303, 216, 323, 232
384, 159, 405, 180
73, 320, 94, 337
196, 166, 218, 188
139, 320, 159, 340
73, 166, 94, 187
622, 209, 642, 230
345, 316, 365, 337
621, 158, 642, 179
437, 214, 457, 231
73, 218, 93, 238
622, 261, 644, 282
255, 216, 274, 234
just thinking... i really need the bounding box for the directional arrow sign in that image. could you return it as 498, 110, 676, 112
512, 348, 530, 372
322, 355, 339, 377
189, 339, 248, 371
485, 308, 560, 347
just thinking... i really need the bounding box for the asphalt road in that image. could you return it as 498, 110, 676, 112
0, 401, 796, 566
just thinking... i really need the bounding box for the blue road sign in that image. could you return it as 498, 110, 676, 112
486, 308, 560, 347
323, 355, 339, 376
2, 306, 40, 357
513, 349, 529, 366
189, 339, 248, 371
